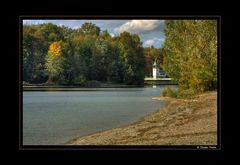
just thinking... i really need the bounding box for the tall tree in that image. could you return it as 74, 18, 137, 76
45, 41, 65, 84
163, 20, 217, 95
117, 32, 146, 85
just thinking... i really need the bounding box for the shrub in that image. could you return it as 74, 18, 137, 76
162, 87, 178, 98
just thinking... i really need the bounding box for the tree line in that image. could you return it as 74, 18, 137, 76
23, 20, 216, 95
23, 23, 163, 86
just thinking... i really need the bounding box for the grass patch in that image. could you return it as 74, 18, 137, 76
162, 87, 198, 99
177, 89, 197, 99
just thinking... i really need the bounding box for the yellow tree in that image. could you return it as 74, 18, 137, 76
163, 20, 217, 97
45, 41, 65, 84
49, 41, 62, 56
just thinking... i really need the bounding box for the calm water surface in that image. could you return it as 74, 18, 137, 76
23, 86, 175, 145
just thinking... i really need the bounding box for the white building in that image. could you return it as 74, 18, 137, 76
153, 60, 166, 79
152, 60, 159, 79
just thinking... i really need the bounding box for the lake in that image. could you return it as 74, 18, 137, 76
23, 86, 175, 145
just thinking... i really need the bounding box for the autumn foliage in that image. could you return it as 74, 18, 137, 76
49, 42, 62, 56
163, 20, 217, 97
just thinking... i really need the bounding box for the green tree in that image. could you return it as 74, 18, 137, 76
40, 23, 64, 43
117, 32, 146, 85
23, 25, 48, 83
79, 22, 100, 36
93, 36, 124, 82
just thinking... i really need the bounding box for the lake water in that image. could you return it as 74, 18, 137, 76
23, 86, 174, 145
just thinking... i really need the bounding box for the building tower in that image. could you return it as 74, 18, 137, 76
152, 59, 159, 79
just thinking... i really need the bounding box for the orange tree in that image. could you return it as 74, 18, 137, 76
45, 41, 65, 84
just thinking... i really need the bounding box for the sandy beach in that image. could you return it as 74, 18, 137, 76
67, 91, 217, 145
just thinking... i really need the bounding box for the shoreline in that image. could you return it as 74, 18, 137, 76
23, 85, 146, 91
22, 83, 145, 91
67, 91, 217, 145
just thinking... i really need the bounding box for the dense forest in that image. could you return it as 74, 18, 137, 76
162, 20, 217, 97
23, 22, 163, 86
23, 20, 217, 96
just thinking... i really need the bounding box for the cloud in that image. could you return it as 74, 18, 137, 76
143, 38, 165, 48
114, 20, 163, 33
22, 19, 165, 48
144, 39, 155, 46
110, 33, 115, 37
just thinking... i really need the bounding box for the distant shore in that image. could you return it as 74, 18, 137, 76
22, 83, 145, 91
67, 91, 217, 145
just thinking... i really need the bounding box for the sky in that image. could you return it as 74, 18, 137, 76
23, 20, 165, 48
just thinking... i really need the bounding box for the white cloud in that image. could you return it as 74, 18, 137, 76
143, 39, 155, 46
110, 33, 115, 37
143, 38, 165, 48
114, 20, 163, 33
